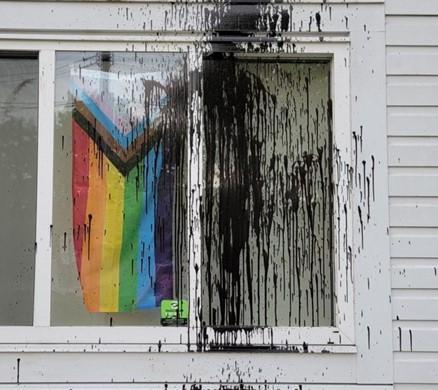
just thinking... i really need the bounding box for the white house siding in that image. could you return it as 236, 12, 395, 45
386, 0, 438, 388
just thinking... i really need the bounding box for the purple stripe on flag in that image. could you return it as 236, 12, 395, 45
154, 165, 174, 305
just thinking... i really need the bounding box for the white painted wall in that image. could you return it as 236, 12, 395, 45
386, 0, 438, 388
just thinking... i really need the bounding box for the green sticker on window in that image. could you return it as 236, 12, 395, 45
160, 299, 188, 326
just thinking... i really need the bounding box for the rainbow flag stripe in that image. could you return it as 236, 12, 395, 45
71, 77, 173, 313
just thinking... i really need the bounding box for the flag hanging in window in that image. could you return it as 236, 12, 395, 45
70, 56, 186, 313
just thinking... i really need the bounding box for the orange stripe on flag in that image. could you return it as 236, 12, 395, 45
80, 140, 107, 312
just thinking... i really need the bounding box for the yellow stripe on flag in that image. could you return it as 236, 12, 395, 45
100, 159, 124, 312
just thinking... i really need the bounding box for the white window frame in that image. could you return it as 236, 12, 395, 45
0, 38, 354, 354
192, 40, 354, 352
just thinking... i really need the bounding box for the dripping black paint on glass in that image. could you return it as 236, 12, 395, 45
201, 55, 334, 328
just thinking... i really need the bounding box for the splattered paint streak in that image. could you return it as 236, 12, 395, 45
202, 56, 333, 327
70, 53, 187, 312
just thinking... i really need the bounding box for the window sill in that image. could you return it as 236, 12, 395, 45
0, 343, 356, 354
0, 326, 356, 353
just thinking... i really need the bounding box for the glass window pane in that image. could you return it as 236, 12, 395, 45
202, 57, 333, 327
52, 52, 188, 326
0, 54, 38, 325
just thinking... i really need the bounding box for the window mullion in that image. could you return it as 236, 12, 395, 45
33, 50, 55, 327
187, 48, 203, 349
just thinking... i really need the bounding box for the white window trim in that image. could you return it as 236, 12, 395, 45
0, 38, 354, 354
33, 49, 55, 327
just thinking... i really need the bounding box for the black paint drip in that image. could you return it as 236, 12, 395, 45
202, 56, 333, 328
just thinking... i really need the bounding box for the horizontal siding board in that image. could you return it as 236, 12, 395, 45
387, 16, 438, 46
388, 106, 438, 136
0, 357, 16, 382
386, 0, 438, 16
388, 75, 438, 106
393, 322, 438, 352
387, 47, 438, 75
394, 352, 438, 383
392, 258, 438, 288
388, 137, 438, 167
390, 198, 438, 227
389, 167, 438, 196
390, 228, 438, 258
392, 289, 438, 321
16, 353, 356, 383
0, 2, 385, 34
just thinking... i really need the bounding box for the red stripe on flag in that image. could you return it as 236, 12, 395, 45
72, 120, 90, 275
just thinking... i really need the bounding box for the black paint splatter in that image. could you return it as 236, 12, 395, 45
202, 56, 333, 328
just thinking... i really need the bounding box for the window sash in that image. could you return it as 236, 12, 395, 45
194, 46, 354, 350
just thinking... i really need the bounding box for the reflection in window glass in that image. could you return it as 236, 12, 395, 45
202, 57, 333, 327
52, 52, 188, 325
0, 54, 38, 325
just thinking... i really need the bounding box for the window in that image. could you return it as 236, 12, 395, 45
192, 46, 353, 351
0, 42, 354, 351
0, 53, 38, 326
201, 55, 333, 329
